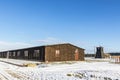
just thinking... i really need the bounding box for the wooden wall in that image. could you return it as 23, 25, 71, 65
0, 46, 45, 61
45, 44, 84, 62
0, 43, 84, 62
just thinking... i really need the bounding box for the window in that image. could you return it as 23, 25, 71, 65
24, 51, 28, 57
17, 51, 20, 56
75, 49, 79, 53
13, 52, 16, 56
55, 50, 60, 57
9, 52, 11, 56
33, 50, 40, 57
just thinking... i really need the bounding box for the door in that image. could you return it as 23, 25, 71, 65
75, 49, 79, 61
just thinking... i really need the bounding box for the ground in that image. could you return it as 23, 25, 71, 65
0, 58, 120, 80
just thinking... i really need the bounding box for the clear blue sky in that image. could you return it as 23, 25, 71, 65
0, 0, 120, 53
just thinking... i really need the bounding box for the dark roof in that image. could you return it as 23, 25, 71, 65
85, 54, 95, 57
0, 43, 84, 52
45, 43, 84, 50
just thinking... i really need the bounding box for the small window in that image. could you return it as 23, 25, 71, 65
13, 52, 16, 56
9, 52, 11, 56
55, 50, 60, 57
17, 51, 20, 56
24, 51, 28, 57
34, 50, 40, 57
75, 49, 79, 53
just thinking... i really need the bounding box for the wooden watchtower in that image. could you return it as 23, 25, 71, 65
95, 47, 105, 58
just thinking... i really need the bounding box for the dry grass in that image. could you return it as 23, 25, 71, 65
23, 63, 37, 67
67, 73, 85, 79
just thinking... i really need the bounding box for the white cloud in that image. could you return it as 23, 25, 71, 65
0, 41, 32, 51
36, 37, 65, 45
0, 38, 65, 51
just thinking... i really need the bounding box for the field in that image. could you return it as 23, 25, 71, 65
0, 58, 120, 80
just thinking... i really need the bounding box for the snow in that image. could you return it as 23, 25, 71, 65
0, 58, 41, 65
0, 58, 120, 80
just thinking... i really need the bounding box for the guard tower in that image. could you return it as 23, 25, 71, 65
95, 47, 105, 58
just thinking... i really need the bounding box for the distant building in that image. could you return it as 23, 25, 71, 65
95, 47, 105, 58
85, 54, 95, 57
0, 43, 85, 62
105, 53, 120, 63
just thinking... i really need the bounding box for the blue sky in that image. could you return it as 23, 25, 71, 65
0, 0, 120, 53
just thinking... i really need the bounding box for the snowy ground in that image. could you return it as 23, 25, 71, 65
0, 58, 120, 80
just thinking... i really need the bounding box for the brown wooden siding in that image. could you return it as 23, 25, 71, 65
45, 44, 84, 62
0, 43, 84, 62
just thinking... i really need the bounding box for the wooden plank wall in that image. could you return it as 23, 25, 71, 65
45, 44, 84, 62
